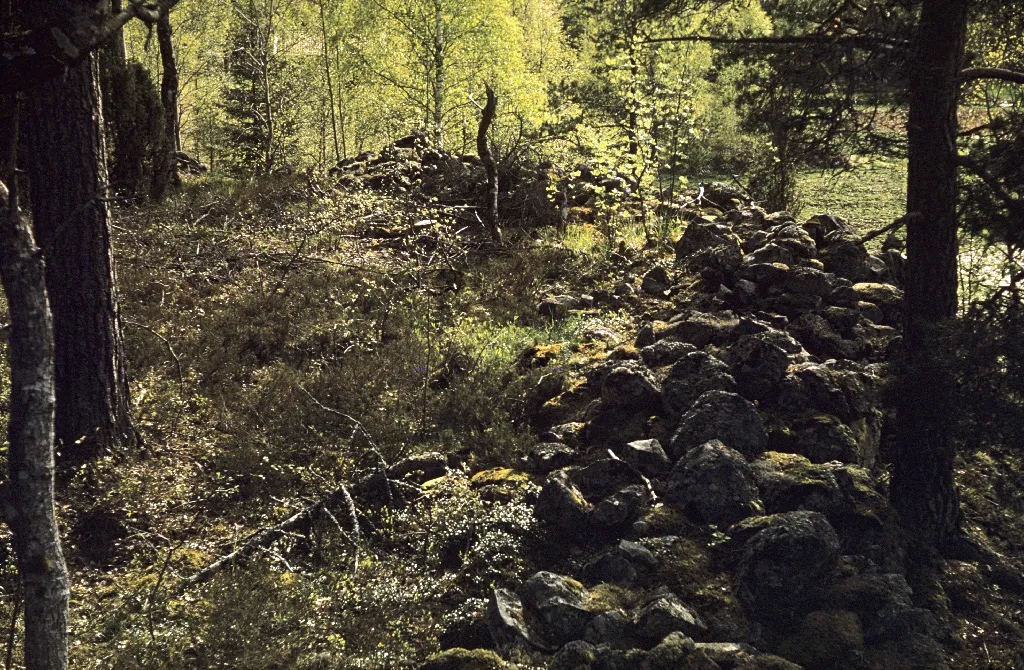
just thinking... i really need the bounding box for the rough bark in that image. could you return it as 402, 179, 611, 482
0, 0, 180, 93
0, 94, 70, 670
152, 7, 180, 199
890, 0, 969, 550
24, 48, 135, 465
476, 85, 501, 245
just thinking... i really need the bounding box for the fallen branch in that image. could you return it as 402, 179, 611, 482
173, 483, 361, 595
859, 213, 918, 246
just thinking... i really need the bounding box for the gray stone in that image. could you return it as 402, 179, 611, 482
662, 311, 741, 348
536, 470, 593, 537
661, 353, 738, 419
636, 594, 707, 643
640, 340, 697, 368
737, 511, 841, 620
591, 485, 649, 530
572, 459, 647, 501
521, 442, 576, 474
583, 611, 637, 648
488, 588, 549, 651
601, 366, 662, 414
666, 440, 763, 527
724, 334, 790, 402
676, 221, 742, 263
788, 313, 863, 360
550, 640, 598, 669
517, 572, 593, 646
620, 439, 672, 478
669, 391, 768, 460
820, 231, 868, 281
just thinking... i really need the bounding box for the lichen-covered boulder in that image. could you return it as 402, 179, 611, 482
520, 442, 577, 474
853, 282, 903, 327
660, 311, 741, 348
620, 439, 672, 478
788, 414, 861, 464
737, 511, 841, 625
550, 640, 598, 670
641, 340, 698, 369
676, 220, 743, 266
487, 588, 549, 652
669, 391, 768, 460
602, 366, 662, 414
517, 572, 594, 646
662, 353, 738, 419
775, 361, 881, 423
666, 440, 763, 527
536, 470, 593, 537
636, 594, 708, 644
819, 231, 869, 281
724, 334, 790, 402
644, 632, 720, 670
788, 313, 864, 360
420, 648, 508, 670
776, 609, 865, 670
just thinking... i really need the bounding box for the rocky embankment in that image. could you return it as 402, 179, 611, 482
424, 196, 957, 669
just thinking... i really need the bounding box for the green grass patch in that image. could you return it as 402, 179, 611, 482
797, 158, 907, 238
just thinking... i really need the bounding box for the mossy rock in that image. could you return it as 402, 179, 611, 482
519, 343, 564, 369
607, 345, 641, 361
470, 468, 533, 502
584, 582, 639, 613
419, 648, 507, 670
776, 609, 864, 670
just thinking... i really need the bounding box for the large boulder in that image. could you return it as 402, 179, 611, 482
669, 391, 768, 460
675, 220, 743, 269
602, 366, 662, 414
487, 588, 549, 652
820, 231, 869, 281
775, 361, 882, 423
636, 593, 708, 644
619, 439, 672, 478
661, 353, 738, 418
571, 458, 647, 501
535, 470, 593, 538
660, 311, 741, 348
517, 572, 594, 646
724, 334, 790, 402
737, 511, 841, 627
666, 440, 763, 527
641, 341, 698, 369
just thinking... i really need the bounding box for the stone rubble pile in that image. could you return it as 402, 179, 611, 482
418, 200, 953, 669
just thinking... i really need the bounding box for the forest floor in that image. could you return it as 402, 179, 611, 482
0, 158, 1022, 668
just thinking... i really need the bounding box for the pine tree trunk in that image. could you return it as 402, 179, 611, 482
24, 52, 135, 466
0, 93, 70, 670
890, 0, 969, 549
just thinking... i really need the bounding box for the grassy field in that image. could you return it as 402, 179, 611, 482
796, 157, 907, 238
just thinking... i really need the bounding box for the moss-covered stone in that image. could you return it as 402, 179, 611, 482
419, 648, 507, 670
776, 609, 864, 670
